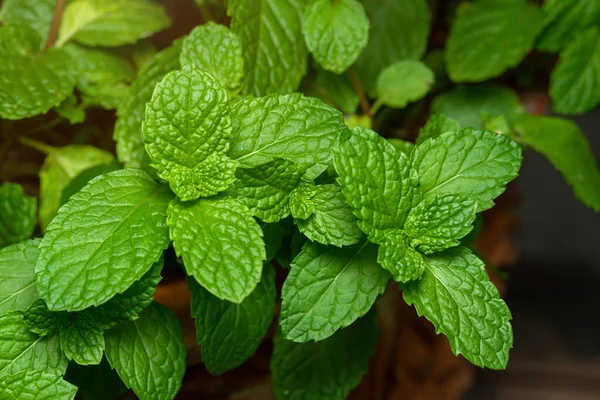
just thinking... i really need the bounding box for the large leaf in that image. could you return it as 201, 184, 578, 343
0, 183, 36, 247
0, 240, 40, 314
0, 0, 54, 44
0, 370, 77, 400
537, 0, 600, 52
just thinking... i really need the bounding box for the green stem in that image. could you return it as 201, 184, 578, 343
19, 137, 57, 155
370, 98, 384, 116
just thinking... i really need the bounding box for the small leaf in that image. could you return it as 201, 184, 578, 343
416, 113, 461, 145
0, 183, 36, 247
537, 0, 600, 52
388, 139, 414, 156
375, 60, 434, 109
0, 239, 40, 314
60, 313, 105, 365
289, 182, 319, 220
23, 299, 66, 337
0, 0, 54, 46
0, 370, 77, 400
55, 95, 86, 124
376, 230, 425, 283
302, 68, 359, 114
104, 302, 186, 400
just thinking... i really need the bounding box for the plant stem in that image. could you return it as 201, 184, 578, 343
370, 99, 384, 116
348, 67, 372, 118
45, 0, 67, 50
19, 137, 57, 155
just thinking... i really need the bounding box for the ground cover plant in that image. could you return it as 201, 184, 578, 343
1, 0, 600, 399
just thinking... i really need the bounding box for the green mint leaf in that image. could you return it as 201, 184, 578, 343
229, 93, 347, 169
402, 246, 512, 369
388, 139, 415, 156
55, 95, 86, 124
514, 114, 600, 211
446, 0, 544, 82
356, 0, 430, 95
0, 183, 36, 247
57, 0, 170, 47
0, 239, 40, 314
60, 313, 105, 365
294, 184, 363, 247
60, 162, 123, 206
375, 60, 434, 109
411, 129, 521, 212
404, 194, 477, 254
189, 265, 275, 375
334, 127, 421, 242
23, 299, 66, 337
416, 113, 461, 145
280, 241, 386, 342
289, 182, 318, 220
36, 169, 172, 311
431, 84, 524, 129
376, 230, 425, 282
228, 0, 307, 96
302, 68, 359, 114
143, 64, 237, 201
0, 370, 77, 400
115, 43, 181, 172
64, 357, 128, 400
229, 159, 303, 223
550, 27, 600, 115
0, 312, 67, 378
168, 197, 266, 303
302, 0, 369, 74
272, 311, 378, 400
482, 114, 512, 135
537, 0, 600, 52
0, 0, 54, 46
104, 302, 186, 400
180, 22, 244, 97
0, 25, 75, 120
262, 222, 283, 261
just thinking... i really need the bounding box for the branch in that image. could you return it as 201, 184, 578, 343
348, 67, 372, 118
45, 0, 67, 50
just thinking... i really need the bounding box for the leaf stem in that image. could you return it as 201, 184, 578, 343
348, 67, 372, 118
19, 137, 57, 155
370, 98, 384, 116
45, 0, 67, 50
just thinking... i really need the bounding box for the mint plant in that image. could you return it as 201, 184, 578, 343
1, 0, 600, 399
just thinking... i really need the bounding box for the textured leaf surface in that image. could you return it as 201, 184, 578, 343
272, 312, 378, 400
168, 197, 265, 303
446, 0, 544, 82
57, 0, 170, 47
105, 302, 186, 400
189, 265, 275, 374
0, 370, 77, 400
0, 183, 36, 247
334, 127, 421, 242
60, 314, 105, 365
23, 299, 65, 337
376, 229, 425, 283
356, 0, 430, 94
143, 64, 236, 200
181, 22, 244, 96
36, 169, 172, 311
229, 93, 347, 169
550, 28, 600, 115
416, 113, 461, 145
228, 0, 307, 96
0, 240, 40, 314
515, 114, 600, 212
114, 43, 180, 171
411, 129, 521, 212
402, 246, 512, 369
281, 242, 386, 342
288, 182, 319, 220
0, 0, 54, 43
302, 0, 369, 74
537, 0, 600, 52
376, 60, 434, 108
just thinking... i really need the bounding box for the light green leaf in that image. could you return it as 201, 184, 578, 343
431, 84, 524, 129
303, 68, 359, 114
388, 139, 414, 156
446, 0, 544, 82
280, 242, 386, 342
0, 239, 40, 314
375, 60, 434, 109
114, 43, 181, 172
189, 265, 275, 375
289, 182, 319, 220
537, 0, 600, 52
104, 302, 186, 400
229, 93, 347, 169
514, 114, 600, 211
228, 0, 307, 96
180, 22, 244, 97
550, 28, 600, 115
0, 183, 36, 247
57, 0, 170, 47
410, 129, 521, 212
0, 0, 54, 45
229, 159, 303, 223
302, 0, 369, 74
36, 169, 172, 311
143, 64, 237, 201
416, 113, 461, 145
376, 229, 425, 283
55, 95, 86, 124
294, 184, 363, 247
272, 311, 378, 400
334, 127, 421, 242
0, 25, 75, 120
60, 313, 105, 365
60, 162, 122, 206
0, 370, 77, 400
402, 246, 512, 369
0, 312, 68, 378
168, 197, 266, 303
356, 0, 430, 95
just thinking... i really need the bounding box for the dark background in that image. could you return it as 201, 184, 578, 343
465, 111, 600, 399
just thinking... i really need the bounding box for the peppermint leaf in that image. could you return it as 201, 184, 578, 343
0, 0, 54, 45
0, 370, 77, 400
537, 0, 600, 52
288, 182, 318, 220
143, 64, 237, 201
416, 113, 461, 145
302, 0, 369, 74
302, 68, 359, 114
388, 139, 414, 156
36, 169, 172, 311
446, 0, 544, 82
55, 95, 86, 124
228, 0, 307, 96
376, 230, 425, 283
402, 246, 512, 369
189, 265, 275, 375
180, 22, 244, 97
168, 197, 266, 303
0, 183, 36, 247
23, 300, 66, 337
375, 60, 434, 109
229, 93, 347, 169
0, 240, 40, 314
104, 302, 186, 400
271, 312, 378, 400
280, 241, 386, 342
60, 313, 105, 365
